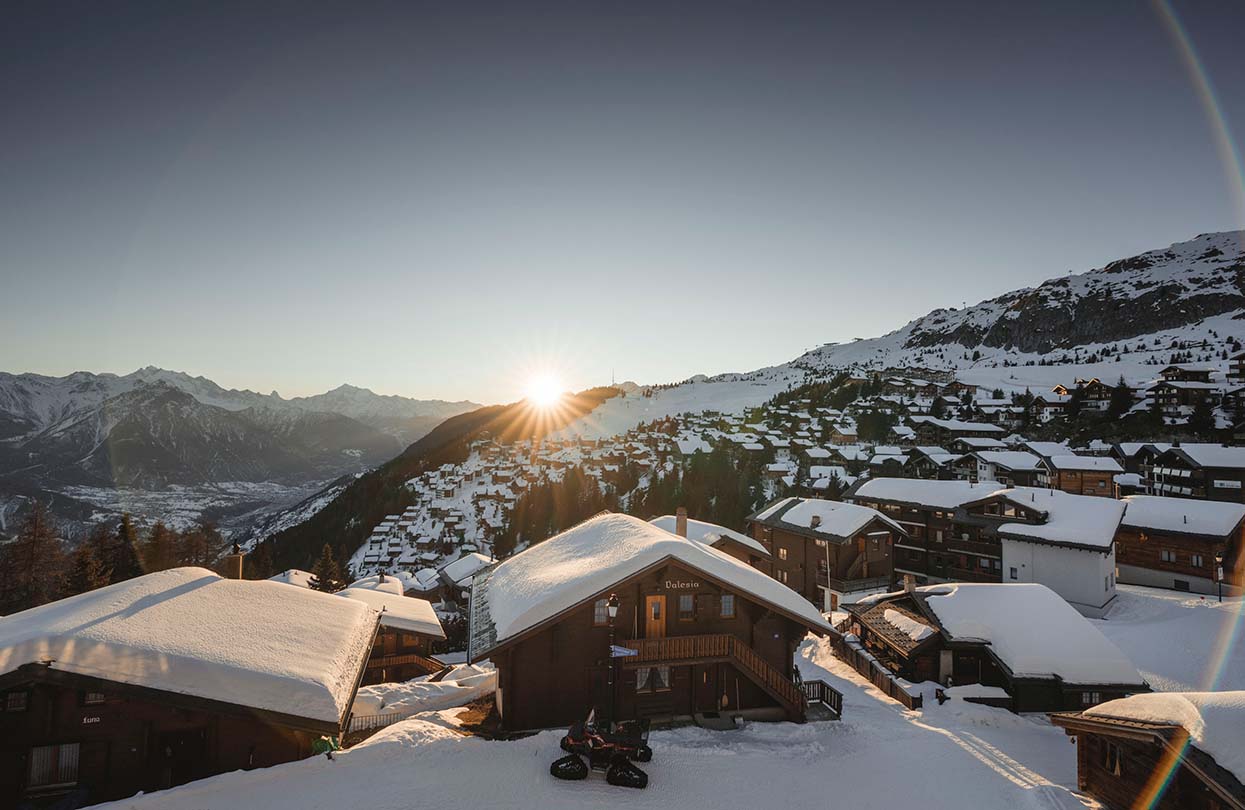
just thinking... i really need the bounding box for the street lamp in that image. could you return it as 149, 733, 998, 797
606, 593, 620, 725
1216, 551, 1225, 604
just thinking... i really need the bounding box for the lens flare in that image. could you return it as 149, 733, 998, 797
524, 373, 564, 408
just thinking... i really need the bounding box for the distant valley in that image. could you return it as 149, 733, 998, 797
0, 367, 479, 538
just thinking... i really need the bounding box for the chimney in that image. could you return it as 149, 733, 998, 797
675, 507, 688, 538
810, 514, 822, 529
903, 574, 916, 594
378, 571, 387, 583
224, 542, 245, 580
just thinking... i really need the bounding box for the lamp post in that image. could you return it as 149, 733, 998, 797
1216, 551, 1225, 604
606, 593, 620, 725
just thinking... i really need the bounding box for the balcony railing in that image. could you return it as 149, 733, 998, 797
823, 575, 891, 593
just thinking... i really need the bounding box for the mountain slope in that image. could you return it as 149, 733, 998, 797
793, 230, 1245, 374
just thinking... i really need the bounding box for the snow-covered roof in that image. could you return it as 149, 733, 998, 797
850, 477, 1006, 509
909, 415, 1004, 433
649, 515, 769, 557
1023, 441, 1071, 459
1166, 443, 1245, 470
955, 436, 1006, 449
0, 568, 377, 726
1085, 692, 1245, 784
974, 450, 1042, 470
921, 583, 1144, 685
1046, 455, 1123, 473
752, 496, 904, 539
337, 588, 446, 639
473, 513, 832, 652
442, 552, 494, 586
1121, 495, 1245, 537
347, 574, 406, 596
994, 487, 1125, 549
269, 569, 315, 588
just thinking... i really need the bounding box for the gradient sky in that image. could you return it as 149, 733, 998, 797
3, 1, 1244, 404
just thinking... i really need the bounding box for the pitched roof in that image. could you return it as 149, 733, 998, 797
991, 487, 1125, 549
751, 496, 904, 540
849, 477, 1006, 509
469, 513, 832, 659
1121, 495, 1245, 537
649, 515, 769, 557
337, 588, 446, 639
0, 568, 377, 726
920, 583, 1144, 685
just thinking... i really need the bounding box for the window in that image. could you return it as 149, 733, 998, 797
678, 594, 695, 620
934, 530, 944, 543
1191, 554, 1204, 569
1009, 567, 1018, 581
1104, 576, 1109, 592
28, 743, 80, 789
5, 691, 28, 712
978, 557, 989, 570
778, 547, 789, 561
636, 666, 671, 693
593, 598, 609, 626
1103, 741, 1123, 777
82, 691, 105, 706
776, 570, 789, 584
1082, 691, 1101, 706
1160, 549, 1176, 563
720, 594, 736, 618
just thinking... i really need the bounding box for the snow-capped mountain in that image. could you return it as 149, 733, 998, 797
0, 369, 481, 537
792, 230, 1245, 374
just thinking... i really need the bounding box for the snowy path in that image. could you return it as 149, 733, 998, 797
99, 636, 1091, 810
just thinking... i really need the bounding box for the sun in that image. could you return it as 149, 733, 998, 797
524, 373, 564, 408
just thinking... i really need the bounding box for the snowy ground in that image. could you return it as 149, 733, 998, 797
1094, 584, 1245, 692
352, 663, 496, 717
98, 636, 1092, 810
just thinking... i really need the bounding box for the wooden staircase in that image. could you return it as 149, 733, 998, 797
622, 634, 842, 722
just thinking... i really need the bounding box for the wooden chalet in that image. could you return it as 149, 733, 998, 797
843, 582, 1147, 712
0, 568, 378, 806
747, 497, 904, 610
1147, 444, 1245, 503
968, 450, 1044, 487
907, 415, 1005, 445
338, 579, 448, 684
1159, 364, 1216, 383
1041, 454, 1122, 497
467, 513, 839, 732
1231, 351, 1245, 383
1052, 692, 1245, 810
1116, 495, 1245, 596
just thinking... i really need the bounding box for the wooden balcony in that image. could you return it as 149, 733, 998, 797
621, 633, 842, 721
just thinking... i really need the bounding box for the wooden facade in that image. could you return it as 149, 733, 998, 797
846, 591, 1145, 713
1043, 462, 1118, 498
481, 559, 821, 732
362, 627, 444, 685
0, 665, 348, 808
1148, 447, 1245, 504
1051, 713, 1245, 810
747, 504, 898, 611
1115, 520, 1244, 596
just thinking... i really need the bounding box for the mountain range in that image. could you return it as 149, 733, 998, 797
0, 368, 479, 536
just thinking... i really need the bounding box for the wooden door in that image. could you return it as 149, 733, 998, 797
645, 595, 666, 638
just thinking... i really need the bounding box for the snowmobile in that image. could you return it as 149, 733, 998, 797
549, 709, 652, 788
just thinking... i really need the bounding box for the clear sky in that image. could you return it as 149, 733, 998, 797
3, 1, 1244, 404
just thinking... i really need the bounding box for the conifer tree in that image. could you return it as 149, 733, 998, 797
103, 513, 146, 584
142, 520, 178, 572
245, 541, 275, 580
0, 502, 67, 613
1106, 376, 1133, 420
66, 540, 111, 596
308, 543, 342, 592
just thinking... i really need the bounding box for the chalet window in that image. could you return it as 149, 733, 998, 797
28, 743, 80, 790
593, 598, 610, 626
1191, 554, 1204, 569
778, 547, 789, 561
678, 594, 695, 620
1103, 741, 1123, 777
776, 570, 789, 584
720, 594, 736, 618
1082, 691, 1101, 706
978, 558, 989, 570
1160, 549, 1177, 563
1104, 576, 1109, 592
636, 666, 671, 693
5, 691, 28, 712
82, 691, 105, 706
934, 530, 944, 543
1009, 567, 1018, 580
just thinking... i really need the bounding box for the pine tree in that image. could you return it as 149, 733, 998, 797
308, 544, 342, 592
142, 520, 178, 572
102, 513, 146, 584
1106, 376, 1134, 420
1189, 396, 1216, 435
0, 502, 67, 613
66, 541, 111, 597
245, 541, 275, 580
177, 521, 226, 568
